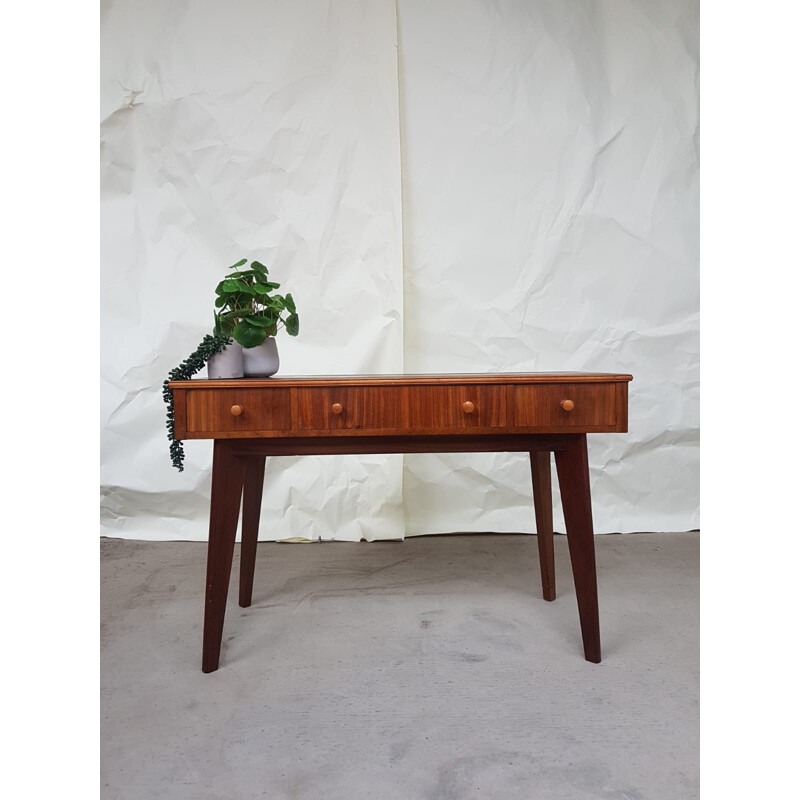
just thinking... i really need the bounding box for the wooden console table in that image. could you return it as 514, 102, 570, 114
168, 372, 632, 672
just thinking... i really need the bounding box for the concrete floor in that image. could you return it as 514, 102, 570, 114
101, 532, 698, 800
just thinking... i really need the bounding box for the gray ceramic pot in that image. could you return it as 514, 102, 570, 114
206, 342, 244, 379
242, 337, 280, 377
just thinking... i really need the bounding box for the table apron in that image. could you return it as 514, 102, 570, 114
225, 433, 576, 457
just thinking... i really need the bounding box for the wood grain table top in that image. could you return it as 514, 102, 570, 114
169, 372, 633, 389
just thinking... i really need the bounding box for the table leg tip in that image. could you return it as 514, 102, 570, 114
585, 653, 602, 664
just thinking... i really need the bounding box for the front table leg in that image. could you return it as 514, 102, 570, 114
554, 434, 601, 663
202, 440, 246, 673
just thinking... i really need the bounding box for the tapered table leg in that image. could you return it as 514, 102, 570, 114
202, 440, 246, 673
530, 451, 556, 601
554, 434, 601, 663
239, 455, 266, 608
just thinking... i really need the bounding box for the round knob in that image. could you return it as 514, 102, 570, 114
462, 400, 475, 414
230, 404, 243, 416
331, 402, 343, 415
560, 399, 575, 412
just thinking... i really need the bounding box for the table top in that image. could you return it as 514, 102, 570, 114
170, 372, 633, 389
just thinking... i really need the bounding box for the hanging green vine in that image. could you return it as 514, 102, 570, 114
162, 333, 232, 472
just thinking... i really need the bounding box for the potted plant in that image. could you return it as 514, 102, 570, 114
163, 257, 300, 471
208, 258, 299, 378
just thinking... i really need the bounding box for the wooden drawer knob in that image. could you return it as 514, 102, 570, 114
331, 402, 343, 415
462, 400, 475, 414
560, 399, 575, 412
230, 404, 243, 416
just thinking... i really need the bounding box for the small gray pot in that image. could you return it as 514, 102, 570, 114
206, 342, 244, 379
242, 337, 280, 377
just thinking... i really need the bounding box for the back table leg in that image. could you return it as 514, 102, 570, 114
239, 455, 266, 608
202, 440, 246, 673
529, 451, 556, 601
554, 434, 601, 663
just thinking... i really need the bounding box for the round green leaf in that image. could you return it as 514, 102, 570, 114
284, 293, 296, 313
225, 269, 262, 279
232, 321, 267, 348
223, 279, 254, 294
285, 313, 299, 336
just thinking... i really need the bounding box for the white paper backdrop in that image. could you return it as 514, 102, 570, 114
101, 0, 406, 541
100, 0, 698, 541
397, 0, 699, 535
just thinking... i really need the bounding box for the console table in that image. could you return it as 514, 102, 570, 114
168, 372, 632, 672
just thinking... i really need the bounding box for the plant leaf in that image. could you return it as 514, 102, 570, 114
232, 321, 267, 348
251, 260, 269, 275
220, 306, 252, 318
251, 283, 272, 295
285, 313, 299, 336
284, 293, 296, 313
228, 258, 247, 269
214, 295, 227, 308
225, 269, 262, 279
223, 279, 254, 294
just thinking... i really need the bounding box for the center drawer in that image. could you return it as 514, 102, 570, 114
296, 385, 507, 432
296, 387, 404, 431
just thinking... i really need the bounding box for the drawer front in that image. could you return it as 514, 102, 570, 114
185, 388, 292, 434
296, 385, 507, 433
513, 383, 618, 430
296, 387, 405, 431
407, 385, 507, 430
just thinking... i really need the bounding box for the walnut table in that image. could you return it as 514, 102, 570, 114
168, 372, 632, 672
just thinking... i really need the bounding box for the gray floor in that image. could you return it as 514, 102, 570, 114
101, 532, 698, 800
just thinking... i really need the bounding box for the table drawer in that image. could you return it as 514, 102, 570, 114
296, 387, 405, 431
296, 384, 507, 433
185, 388, 292, 434
513, 383, 619, 430
407, 385, 507, 430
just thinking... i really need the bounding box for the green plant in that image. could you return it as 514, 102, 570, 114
212, 258, 299, 348
162, 258, 300, 471
162, 333, 231, 471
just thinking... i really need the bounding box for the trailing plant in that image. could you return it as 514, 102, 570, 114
162, 333, 231, 472
212, 258, 299, 347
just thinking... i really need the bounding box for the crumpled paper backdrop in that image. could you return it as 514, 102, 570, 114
101, 0, 698, 541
